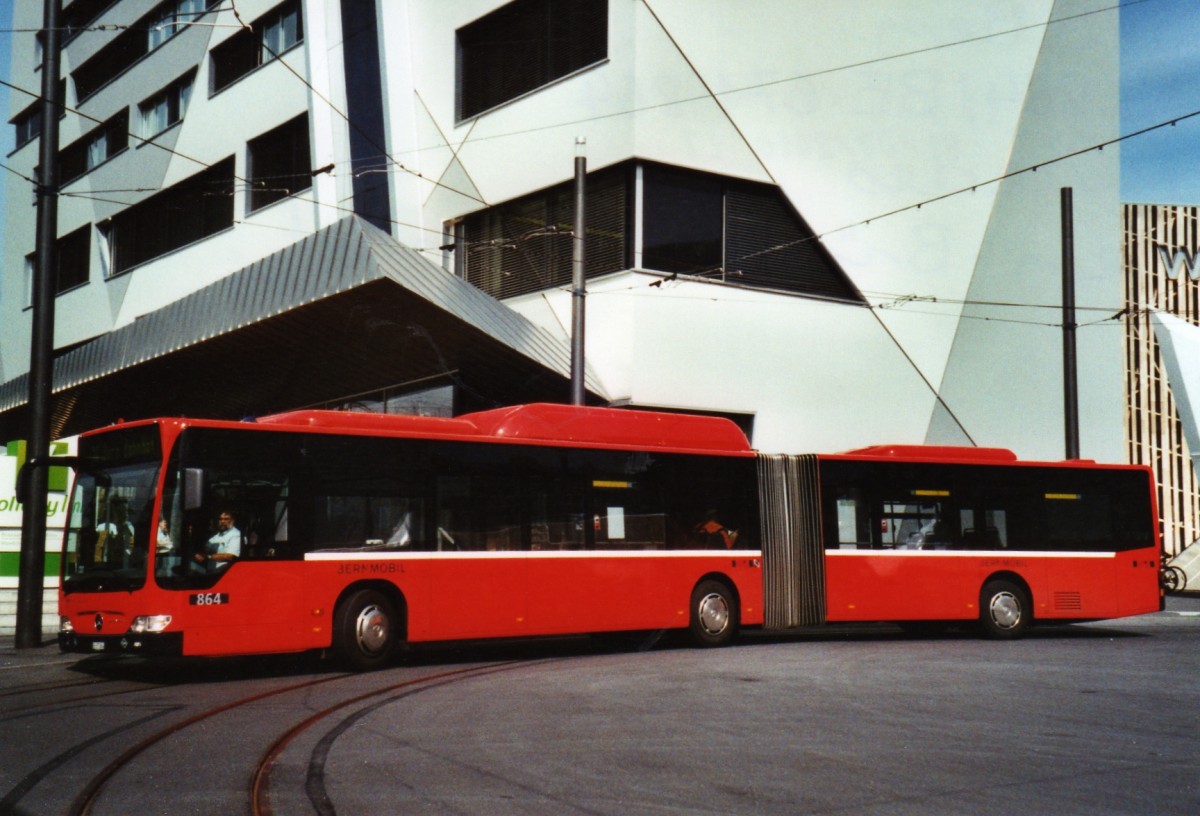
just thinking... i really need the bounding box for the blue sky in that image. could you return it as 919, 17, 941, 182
1121, 0, 1200, 203
0, 1, 1197, 226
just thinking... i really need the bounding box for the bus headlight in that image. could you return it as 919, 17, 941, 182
59, 616, 74, 634
130, 615, 172, 634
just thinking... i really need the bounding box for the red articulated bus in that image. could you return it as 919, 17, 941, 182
50, 404, 1163, 669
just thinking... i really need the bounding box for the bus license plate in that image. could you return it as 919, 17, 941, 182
189, 593, 230, 606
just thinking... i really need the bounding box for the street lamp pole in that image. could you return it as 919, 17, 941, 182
1061, 187, 1080, 461
570, 137, 587, 406
16, 0, 64, 648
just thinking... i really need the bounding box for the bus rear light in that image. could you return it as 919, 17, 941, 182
130, 615, 173, 634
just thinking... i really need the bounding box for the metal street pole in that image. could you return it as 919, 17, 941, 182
570, 137, 587, 406
16, 0, 64, 648
1061, 187, 1080, 461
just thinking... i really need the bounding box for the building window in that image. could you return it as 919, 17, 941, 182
73, 28, 145, 100
643, 164, 862, 302
642, 166, 723, 274
10, 80, 64, 149
23, 256, 33, 308
457, 165, 628, 300
139, 70, 195, 138
58, 226, 92, 292
210, 0, 303, 94
247, 114, 311, 212
457, 0, 607, 120
148, 0, 212, 50
260, 1, 302, 61
12, 102, 41, 149
453, 161, 862, 303
62, 0, 121, 45
24, 225, 92, 301
72, 1, 217, 101
59, 110, 128, 184
104, 157, 234, 275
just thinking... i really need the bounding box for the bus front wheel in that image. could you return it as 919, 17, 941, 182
689, 579, 739, 647
334, 589, 399, 671
979, 580, 1030, 640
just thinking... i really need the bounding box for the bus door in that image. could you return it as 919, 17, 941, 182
159, 431, 314, 655
425, 469, 529, 641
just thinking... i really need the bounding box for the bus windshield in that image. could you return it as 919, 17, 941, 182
62, 427, 162, 594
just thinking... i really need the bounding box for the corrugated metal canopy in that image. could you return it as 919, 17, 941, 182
0, 216, 606, 438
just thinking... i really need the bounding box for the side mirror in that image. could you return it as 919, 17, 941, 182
17, 456, 100, 505
184, 468, 205, 511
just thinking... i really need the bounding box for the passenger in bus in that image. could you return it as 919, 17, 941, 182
96, 498, 137, 563
194, 509, 242, 571
694, 510, 739, 549
156, 519, 174, 553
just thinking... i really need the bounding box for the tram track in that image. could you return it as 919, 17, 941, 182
66, 672, 352, 816
0, 677, 112, 700
0, 685, 155, 719
43, 658, 540, 816
251, 661, 533, 816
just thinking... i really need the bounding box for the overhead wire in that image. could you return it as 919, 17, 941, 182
0, 70, 451, 248
4, 0, 1190, 283
226, 0, 486, 207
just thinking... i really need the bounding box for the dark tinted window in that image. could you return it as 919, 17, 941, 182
56, 225, 91, 292
210, 0, 302, 93
247, 114, 311, 211
459, 166, 627, 299
12, 101, 42, 149
642, 166, 723, 274
168, 427, 757, 568
820, 459, 1155, 553
59, 109, 128, 184
105, 157, 234, 274
73, 27, 146, 100
458, 0, 607, 119
455, 161, 862, 302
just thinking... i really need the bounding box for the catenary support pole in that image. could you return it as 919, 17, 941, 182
1061, 187, 1080, 461
16, 0, 64, 649
570, 137, 587, 406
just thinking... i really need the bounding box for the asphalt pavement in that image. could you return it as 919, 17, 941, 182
4, 592, 1199, 666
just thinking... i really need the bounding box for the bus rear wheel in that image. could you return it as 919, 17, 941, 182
979, 580, 1030, 640
334, 589, 399, 671
689, 579, 738, 647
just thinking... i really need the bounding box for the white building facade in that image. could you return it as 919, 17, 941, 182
1, 0, 1123, 460
1124, 204, 1200, 560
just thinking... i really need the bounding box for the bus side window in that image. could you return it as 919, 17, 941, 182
833, 490, 869, 549
310, 494, 426, 552
435, 472, 522, 552
961, 508, 1007, 549
529, 488, 585, 551
880, 498, 951, 550
590, 479, 667, 550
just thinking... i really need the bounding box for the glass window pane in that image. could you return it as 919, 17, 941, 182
142, 96, 167, 136
87, 134, 107, 169
642, 167, 723, 273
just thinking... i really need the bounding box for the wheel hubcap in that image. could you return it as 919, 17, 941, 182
989, 592, 1021, 630
355, 604, 390, 654
697, 592, 729, 635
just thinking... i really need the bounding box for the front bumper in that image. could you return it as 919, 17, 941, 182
59, 631, 183, 656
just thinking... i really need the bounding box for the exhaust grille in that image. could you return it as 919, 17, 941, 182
1054, 591, 1083, 611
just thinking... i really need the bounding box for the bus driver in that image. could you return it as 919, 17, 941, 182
194, 510, 242, 571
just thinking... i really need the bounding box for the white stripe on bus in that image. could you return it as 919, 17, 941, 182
305, 549, 763, 561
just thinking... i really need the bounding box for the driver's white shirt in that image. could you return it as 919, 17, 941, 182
207, 526, 242, 558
